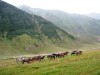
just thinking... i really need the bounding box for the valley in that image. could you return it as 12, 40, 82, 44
0, 1, 100, 75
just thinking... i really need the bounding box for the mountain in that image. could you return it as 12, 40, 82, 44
86, 13, 100, 20
19, 5, 100, 42
0, 1, 79, 56
0, 1, 75, 40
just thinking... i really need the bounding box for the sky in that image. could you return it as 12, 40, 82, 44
2, 0, 100, 14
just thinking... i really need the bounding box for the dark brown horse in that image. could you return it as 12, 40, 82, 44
21, 58, 30, 64
71, 51, 82, 55
40, 56, 45, 61
76, 51, 82, 55
52, 53, 60, 58
36, 56, 45, 61
71, 51, 77, 55
47, 54, 55, 59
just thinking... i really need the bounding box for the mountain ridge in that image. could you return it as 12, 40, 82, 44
19, 5, 100, 42
85, 13, 100, 20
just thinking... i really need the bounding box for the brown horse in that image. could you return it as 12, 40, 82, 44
59, 53, 65, 58
52, 51, 69, 58
29, 55, 45, 61
63, 51, 69, 56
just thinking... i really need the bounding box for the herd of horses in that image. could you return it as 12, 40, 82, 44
16, 50, 82, 64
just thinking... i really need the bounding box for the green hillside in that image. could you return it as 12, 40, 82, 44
0, 1, 73, 39
0, 1, 77, 56
19, 6, 100, 43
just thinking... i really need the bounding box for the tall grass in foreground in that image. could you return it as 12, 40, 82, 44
0, 50, 100, 75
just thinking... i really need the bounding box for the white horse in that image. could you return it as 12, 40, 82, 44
16, 57, 25, 63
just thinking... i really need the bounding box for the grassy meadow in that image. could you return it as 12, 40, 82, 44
0, 50, 100, 75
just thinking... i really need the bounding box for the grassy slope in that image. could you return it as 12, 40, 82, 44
0, 50, 100, 75
0, 39, 100, 58
0, 35, 78, 57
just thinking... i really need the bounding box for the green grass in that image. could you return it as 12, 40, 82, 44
0, 50, 100, 75
80, 42, 100, 50
0, 36, 100, 58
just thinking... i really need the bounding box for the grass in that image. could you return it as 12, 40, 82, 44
0, 36, 100, 58
0, 50, 100, 75
80, 42, 100, 50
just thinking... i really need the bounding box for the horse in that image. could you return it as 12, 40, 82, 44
59, 53, 65, 58
71, 51, 82, 55
71, 51, 78, 55
63, 51, 69, 56
29, 55, 45, 62
16, 57, 25, 63
76, 51, 82, 55
52, 52, 68, 58
52, 53, 59, 58
39, 56, 45, 61
29, 56, 38, 61
47, 54, 55, 59
21, 58, 31, 64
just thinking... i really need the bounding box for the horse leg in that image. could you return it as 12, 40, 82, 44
16, 58, 19, 64
21, 60, 24, 64
16, 60, 18, 64
27, 61, 30, 64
